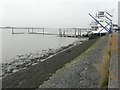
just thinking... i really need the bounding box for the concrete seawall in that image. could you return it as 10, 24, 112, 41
2, 37, 99, 88
38, 34, 110, 88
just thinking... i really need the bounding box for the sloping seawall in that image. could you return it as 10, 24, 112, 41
2, 37, 99, 89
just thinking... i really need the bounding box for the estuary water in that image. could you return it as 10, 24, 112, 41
1, 28, 87, 63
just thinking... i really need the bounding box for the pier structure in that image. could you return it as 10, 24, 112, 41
58, 28, 92, 38
1, 27, 93, 38
10, 27, 45, 34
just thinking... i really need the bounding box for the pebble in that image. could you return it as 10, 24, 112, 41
32, 63, 37, 66
92, 82, 96, 85
84, 67, 88, 70
12, 69, 19, 73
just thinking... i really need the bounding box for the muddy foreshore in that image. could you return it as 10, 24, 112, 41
1, 39, 88, 78
1, 44, 76, 77
2, 37, 99, 89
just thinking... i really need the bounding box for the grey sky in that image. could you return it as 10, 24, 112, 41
1, 0, 119, 28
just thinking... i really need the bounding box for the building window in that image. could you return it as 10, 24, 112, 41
99, 12, 104, 15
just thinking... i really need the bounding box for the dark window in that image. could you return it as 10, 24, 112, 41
99, 12, 104, 15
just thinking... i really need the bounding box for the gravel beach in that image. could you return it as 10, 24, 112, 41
38, 35, 110, 88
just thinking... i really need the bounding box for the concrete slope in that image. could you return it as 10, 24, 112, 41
2, 37, 98, 89
39, 35, 110, 88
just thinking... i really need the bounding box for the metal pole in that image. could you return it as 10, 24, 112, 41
32, 28, 33, 33
28, 28, 29, 34
78, 29, 79, 37
43, 28, 44, 34
80, 29, 82, 37
59, 28, 62, 37
12, 27, 14, 34
74, 28, 76, 37
63, 28, 65, 36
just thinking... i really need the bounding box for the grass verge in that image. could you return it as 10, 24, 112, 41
94, 35, 111, 88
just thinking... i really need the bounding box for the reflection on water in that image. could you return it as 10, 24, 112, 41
2, 29, 87, 63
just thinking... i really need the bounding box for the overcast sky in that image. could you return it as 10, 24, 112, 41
0, 0, 119, 63
0, 0, 119, 28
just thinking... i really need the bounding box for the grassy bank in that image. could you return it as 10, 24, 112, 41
94, 35, 111, 88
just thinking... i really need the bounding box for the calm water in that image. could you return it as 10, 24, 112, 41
1, 28, 87, 63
